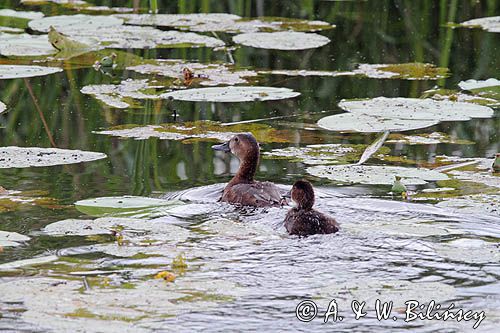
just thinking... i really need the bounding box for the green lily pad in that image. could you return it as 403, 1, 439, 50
0, 147, 107, 168
0, 65, 63, 79
115, 13, 333, 33
0, 33, 57, 57
0, 9, 44, 21
0, 255, 59, 271
95, 120, 290, 144
386, 132, 474, 145
0, 100, 5, 113
29, 14, 123, 33
233, 31, 330, 50
317, 113, 439, 133
161, 86, 300, 102
458, 78, 500, 90
354, 62, 449, 80
1, 188, 62, 213
127, 60, 257, 86
43, 217, 188, 239
307, 164, 449, 185
81, 79, 162, 109
423, 89, 498, 105
460, 16, 500, 33
0, 230, 30, 247
263, 144, 368, 165
29, 14, 224, 49
74, 196, 182, 217
339, 97, 494, 121
259, 62, 449, 80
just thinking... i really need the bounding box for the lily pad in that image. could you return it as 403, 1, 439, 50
0, 65, 63, 79
29, 14, 123, 33
160, 86, 300, 102
353, 62, 449, 80
0, 188, 62, 212
0, 100, 5, 114
460, 16, 500, 33
74, 196, 183, 217
458, 78, 500, 90
317, 112, 439, 133
95, 120, 290, 144
127, 60, 257, 86
233, 31, 330, 50
29, 14, 224, 49
43, 217, 189, 240
0, 147, 107, 168
338, 97, 494, 121
115, 13, 333, 33
386, 132, 474, 145
0, 33, 57, 57
81, 79, 162, 109
306, 164, 449, 185
263, 144, 367, 165
0, 230, 30, 247
0, 26, 23, 33
0, 9, 44, 21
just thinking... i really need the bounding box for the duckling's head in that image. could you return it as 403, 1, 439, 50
212, 133, 259, 162
291, 180, 315, 210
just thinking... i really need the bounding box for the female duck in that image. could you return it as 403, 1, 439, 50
212, 133, 283, 207
284, 180, 339, 236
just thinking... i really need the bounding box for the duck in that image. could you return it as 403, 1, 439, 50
493, 153, 500, 173
284, 180, 339, 236
212, 133, 283, 207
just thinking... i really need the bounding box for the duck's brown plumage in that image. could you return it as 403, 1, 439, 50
212, 133, 283, 207
284, 180, 339, 236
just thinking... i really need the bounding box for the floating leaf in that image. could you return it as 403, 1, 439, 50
0, 255, 58, 270
338, 97, 494, 121
354, 63, 449, 80
81, 79, 162, 109
0, 33, 56, 57
43, 217, 189, 245
458, 78, 500, 90
0, 230, 30, 247
29, 14, 224, 49
263, 144, 367, 165
233, 31, 330, 50
74, 196, 183, 217
21, 0, 88, 4
0, 188, 62, 212
307, 164, 449, 185
317, 113, 439, 133
460, 16, 500, 33
259, 62, 449, 80
423, 88, 498, 105
161, 86, 300, 102
0, 26, 23, 33
115, 13, 333, 33
0, 147, 106, 168
95, 120, 290, 144
0, 65, 62, 79
127, 60, 257, 86
386, 132, 474, 145
29, 14, 123, 33
0, 100, 5, 113
0, 9, 44, 21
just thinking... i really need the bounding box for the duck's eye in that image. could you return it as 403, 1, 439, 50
234, 137, 239, 142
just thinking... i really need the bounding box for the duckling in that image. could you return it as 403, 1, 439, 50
284, 180, 339, 236
493, 153, 500, 173
99, 53, 117, 68
212, 133, 283, 207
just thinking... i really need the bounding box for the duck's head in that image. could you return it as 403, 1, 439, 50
290, 180, 315, 210
212, 133, 260, 162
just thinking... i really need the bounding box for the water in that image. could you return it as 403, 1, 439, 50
0, 0, 499, 332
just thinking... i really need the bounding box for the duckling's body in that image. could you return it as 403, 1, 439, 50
212, 133, 283, 207
284, 180, 339, 236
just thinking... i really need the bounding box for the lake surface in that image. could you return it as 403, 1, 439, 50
0, 1, 499, 332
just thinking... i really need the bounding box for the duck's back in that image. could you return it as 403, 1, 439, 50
222, 181, 282, 207
285, 208, 339, 236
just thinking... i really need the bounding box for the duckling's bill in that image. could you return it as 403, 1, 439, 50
212, 141, 231, 152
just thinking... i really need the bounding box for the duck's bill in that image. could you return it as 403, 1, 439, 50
211, 141, 231, 152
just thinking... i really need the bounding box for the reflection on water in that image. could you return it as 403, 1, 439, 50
0, 0, 499, 332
